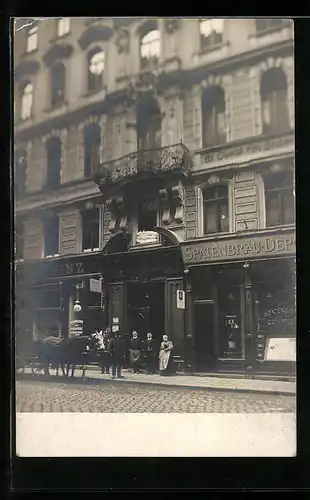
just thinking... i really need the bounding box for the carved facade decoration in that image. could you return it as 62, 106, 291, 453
164, 19, 179, 34
115, 27, 130, 54
43, 43, 74, 67
136, 231, 160, 245
15, 60, 40, 82
159, 188, 170, 225
106, 196, 127, 233
171, 183, 185, 224
78, 25, 113, 50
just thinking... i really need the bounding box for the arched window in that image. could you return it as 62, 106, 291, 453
264, 171, 295, 227
202, 184, 229, 235
84, 123, 101, 177
260, 68, 289, 134
200, 19, 224, 50
202, 85, 226, 147
26, 25, 38, 53
137, 97, 162, 164
20, 82, 33, 120
87, 49, 105, 92
255, 19, 284, 33
15, 148, 27, 197
140, 29, 160, 69
57, 18, 70, 37
51, 62, 66, 108
46, 137, 61, 189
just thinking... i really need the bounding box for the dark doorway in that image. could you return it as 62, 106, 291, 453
194, 301, 216, 371
127, 281, 165, 342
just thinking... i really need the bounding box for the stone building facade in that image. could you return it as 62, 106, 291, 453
14, 18, 295, 377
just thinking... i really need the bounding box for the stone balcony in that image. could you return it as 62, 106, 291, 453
93, 143, 193, 190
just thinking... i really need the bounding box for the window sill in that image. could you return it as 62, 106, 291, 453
82, 248, 100, 253
196, 41, 229, 57
265, 223, 295, 231
43, 102, 68, 113
44, 254, 59, 259
20, 48, 39, 59
50, 32, 71, 44
249, 24, 291, 39
82, 88, 106, 98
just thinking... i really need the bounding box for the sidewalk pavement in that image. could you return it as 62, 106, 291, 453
21, 366, 295, 396
83, 367, 296, 396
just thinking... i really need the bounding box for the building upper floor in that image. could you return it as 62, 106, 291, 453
15, 154, 295, 264
15, 49, 294, 207
14, 17, 294, 135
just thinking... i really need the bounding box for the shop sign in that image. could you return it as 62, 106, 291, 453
70, 319, 84, 337
182, 232, 295, 265
60, 262, 85, 276
177, 290, 186, 309
265, 337, 296, 362
202, 133, 294, 166
90, 278, 102, 293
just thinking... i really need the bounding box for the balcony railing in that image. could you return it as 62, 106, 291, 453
93, 143, 192, 188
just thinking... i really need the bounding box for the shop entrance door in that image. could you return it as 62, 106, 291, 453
127, 282, 165, 342
193, 301, 216, 371
217, 285, 245, 370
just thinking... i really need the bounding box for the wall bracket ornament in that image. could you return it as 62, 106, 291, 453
159, 188, 170, 225
106, 196, 127, 233
171, 183, 185, 224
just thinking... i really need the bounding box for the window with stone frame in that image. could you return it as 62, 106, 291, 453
203, 184, 229, 235
260, 67, 290, 135
51, 62, 66, 108
81, 207, 100, 251
15, 218, 24, 261
202, 85, 226, 147
20, 82, 33, 120
84, 123, 101, 177
15, 148, 27, 197
199, 19, 224, 50
44, 214, 59, 257
264, 170, 295, 228
255, 18, 285, 33
140, 29, 160, 70
46, 136, 62, 189
57, 18, 70, 37
138, 198, 158, 232
26, 25, 38, 52
87, 48, 105, 93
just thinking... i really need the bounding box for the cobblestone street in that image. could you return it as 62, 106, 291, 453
16, 378, 295, 413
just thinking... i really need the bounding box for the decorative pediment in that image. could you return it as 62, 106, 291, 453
78, 25, 113, 50
43, 43, 74, 67
15, 59, 40, 82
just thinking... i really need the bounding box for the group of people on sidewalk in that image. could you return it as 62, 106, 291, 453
91, 329, 174, 379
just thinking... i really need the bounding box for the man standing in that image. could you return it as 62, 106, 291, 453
108, 332, 125, 379
143, 332, 157, 374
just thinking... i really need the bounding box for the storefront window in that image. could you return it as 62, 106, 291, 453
203, 185, 229, 234
265, 171, 295, 227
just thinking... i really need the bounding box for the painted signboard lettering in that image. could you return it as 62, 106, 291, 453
203, 134, 294, 165
60, 262, 85, 275
182, 233, 295, 264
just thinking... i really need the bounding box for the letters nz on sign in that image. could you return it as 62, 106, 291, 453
182, 233, 295, 264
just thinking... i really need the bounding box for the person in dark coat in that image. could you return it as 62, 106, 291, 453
101, 329, 112, 375
143, 332, 157, 374
129, 330, 141, 373
108, 332, 126, 379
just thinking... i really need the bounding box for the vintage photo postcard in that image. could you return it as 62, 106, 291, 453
13, 17, 296, 457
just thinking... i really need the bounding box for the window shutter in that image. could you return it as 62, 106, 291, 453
229, 72, 255, 141
77, 125, 85, 179
26, 139, 45, 193
59, 211, 80, 255
24, 218, 44, 260
183, 90, 194, 150
63, 126, 79, 183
